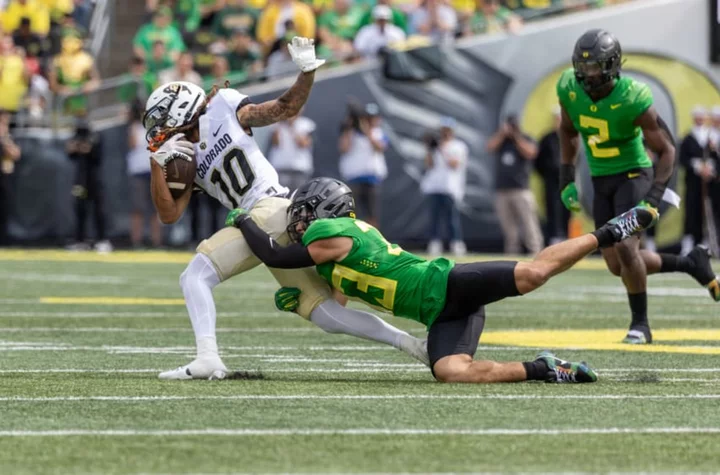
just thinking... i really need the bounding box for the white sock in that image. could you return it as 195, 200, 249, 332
180, 253, 221, 358
310, 300, 411, 349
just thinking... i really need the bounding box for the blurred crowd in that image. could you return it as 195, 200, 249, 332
1, 0, 648, 252
0, 0, 98, 123
125, 0, 633, 105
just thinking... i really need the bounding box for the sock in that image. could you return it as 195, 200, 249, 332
311, 300, 412, 349
659, 253, 692, 273
592, 226, 616, 248
628, 292, 648, 327
522, 359, 549, 381
180, 253, 221, 358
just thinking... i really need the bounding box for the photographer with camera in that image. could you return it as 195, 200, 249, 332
0, 110, 20, 246
421, 117, 467, 256
66, 116, 112, 253
338, 102, 388, 227
487, 114, 543, 255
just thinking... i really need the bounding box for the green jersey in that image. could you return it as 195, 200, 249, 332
302, 218, 454, 328
556, 68, 654, 177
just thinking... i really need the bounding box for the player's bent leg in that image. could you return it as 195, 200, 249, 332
159, 253, 230, 380
427, 307, 597, 384
160, 206, 274, 380
310, 300, 429, 366
601, 247, 622, 277
640, 245, 720, 302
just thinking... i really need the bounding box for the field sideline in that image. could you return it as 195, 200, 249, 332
1, 249, 719, 474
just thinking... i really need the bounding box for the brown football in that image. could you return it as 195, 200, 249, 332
164, 157, 196, 199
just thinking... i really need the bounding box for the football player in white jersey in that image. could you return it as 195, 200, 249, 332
143, 37, 428, 379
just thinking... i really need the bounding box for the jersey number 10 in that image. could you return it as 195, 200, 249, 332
210, 148, 256, 207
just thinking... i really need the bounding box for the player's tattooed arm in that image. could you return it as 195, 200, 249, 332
635, 107, 676, 206
236, 71, 316, 129
558, 105, 580, 166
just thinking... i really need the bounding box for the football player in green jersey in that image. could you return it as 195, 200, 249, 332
558, 29, 720, 345
227, 177, 658, 384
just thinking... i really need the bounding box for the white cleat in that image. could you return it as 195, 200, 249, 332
399, 336, 430, 367
158, 356, 228, 380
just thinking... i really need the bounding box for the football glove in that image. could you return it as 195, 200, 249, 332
287, 36, 325, 73
150, 133, 194, 167
560, 182, 582, 212
225, 208, 250, 227
275, 287, 301, 313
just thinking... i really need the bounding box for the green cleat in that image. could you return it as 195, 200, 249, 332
535, 350, 598, 383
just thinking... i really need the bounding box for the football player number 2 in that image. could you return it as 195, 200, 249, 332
210, 148, 255, 207
579, 115, 620, 159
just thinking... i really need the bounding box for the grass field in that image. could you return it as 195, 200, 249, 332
1, 249, 720, 474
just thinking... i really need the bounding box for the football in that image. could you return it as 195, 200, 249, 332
164, 156, 196, 199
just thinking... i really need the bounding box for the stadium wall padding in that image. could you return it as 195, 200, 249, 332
5, 0, 715, 249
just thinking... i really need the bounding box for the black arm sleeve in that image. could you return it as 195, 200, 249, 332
236, 217, 316, 269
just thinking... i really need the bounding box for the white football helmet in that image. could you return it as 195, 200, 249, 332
142, 81, 206, 143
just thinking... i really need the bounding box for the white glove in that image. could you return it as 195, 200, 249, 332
151, 133, 194, 167
287, 36, 325, 73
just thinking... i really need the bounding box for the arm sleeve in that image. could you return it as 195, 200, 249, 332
237, 218, 317, 269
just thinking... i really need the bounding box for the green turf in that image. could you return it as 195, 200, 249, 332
1, 252, 719, 474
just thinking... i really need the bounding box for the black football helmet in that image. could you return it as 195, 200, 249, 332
287, 177, 356, 242
572, 29, 622, 94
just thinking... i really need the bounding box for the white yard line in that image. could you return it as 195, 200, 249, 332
2, 367, 720, 376
4, 394, 720, 402
598, 368, 720, 373
2, 428, 720, 437
0, 368, 430, 373
0, 327, 316, 333
0, 312, 288, 318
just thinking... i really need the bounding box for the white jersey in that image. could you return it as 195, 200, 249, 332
193, 88, 288, 210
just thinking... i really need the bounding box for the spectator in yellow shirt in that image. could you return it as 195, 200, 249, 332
39, 0, 74, 23
256, 0, 316, 53
2, 0, 51, 37
0, 36, 30, 113
49, 35, 100, 115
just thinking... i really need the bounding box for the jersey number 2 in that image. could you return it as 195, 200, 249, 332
210, 148, 255, 207
579, 115, 621, 159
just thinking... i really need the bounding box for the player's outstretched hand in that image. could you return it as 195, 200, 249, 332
288, 37, 325, 73
560, 182, 582, 212
275, 287, 301, 313
150, 133, 194, 167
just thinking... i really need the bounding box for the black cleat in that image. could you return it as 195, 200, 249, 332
622, 325, 652, 345
686, 245, 720, 302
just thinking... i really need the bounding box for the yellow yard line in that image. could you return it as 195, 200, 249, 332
0, 249, 193, 264
483, 329, 720, 355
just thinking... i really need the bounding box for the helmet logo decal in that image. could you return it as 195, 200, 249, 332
583, 51, 589, 58
163, 83, 190, 95
569, 91, 577, 101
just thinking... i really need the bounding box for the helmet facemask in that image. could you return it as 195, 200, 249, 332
143, 83, 204, 151
286, 202, 318, 243
573, 56, 620, 93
